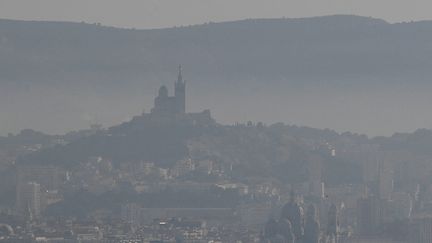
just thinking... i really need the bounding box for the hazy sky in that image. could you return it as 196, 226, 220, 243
1, 0, 432, 29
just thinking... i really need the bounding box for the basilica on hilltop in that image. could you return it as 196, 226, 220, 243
129, 66, 215, 127
151, 65, 186, 115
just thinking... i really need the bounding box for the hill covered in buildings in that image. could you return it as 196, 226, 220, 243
13, 119, 432, 186
7, 118, 390, 186
5, 114, 432, 217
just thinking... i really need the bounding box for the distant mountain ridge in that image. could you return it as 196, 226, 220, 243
1, 15, 432, 135
2, 15, 432, 86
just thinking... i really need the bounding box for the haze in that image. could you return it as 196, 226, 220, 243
4, 2, 432, 242
2, 1, 432, 136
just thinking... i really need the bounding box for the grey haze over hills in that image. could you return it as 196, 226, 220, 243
1, 15, 432, 136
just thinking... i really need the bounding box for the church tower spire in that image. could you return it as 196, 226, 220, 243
175, 65, 186, 114
177, 65, 183, 83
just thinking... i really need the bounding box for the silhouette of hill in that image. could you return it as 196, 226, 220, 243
1, 15, 432, 134
1, 15, 426, 85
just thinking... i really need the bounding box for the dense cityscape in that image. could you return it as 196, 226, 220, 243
3, 1, 432, 241
0, 66, 431, 243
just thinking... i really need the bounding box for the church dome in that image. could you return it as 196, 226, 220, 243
158, 85, 168, 97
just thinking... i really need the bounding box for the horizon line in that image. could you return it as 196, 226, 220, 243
1, 14, 431, 31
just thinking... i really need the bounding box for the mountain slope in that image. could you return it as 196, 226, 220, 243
2, 15, 430, 85
1, 15, 432, 135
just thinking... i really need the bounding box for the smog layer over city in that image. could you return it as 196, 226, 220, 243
2, 1, 432, 242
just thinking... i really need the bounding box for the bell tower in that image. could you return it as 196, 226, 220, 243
175, 65, 186, 113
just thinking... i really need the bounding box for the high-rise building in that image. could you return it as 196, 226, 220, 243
15, 165, 61, 220
16, 165, 60, 191
16, 182, 41, 220
327, 204, 339, 243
